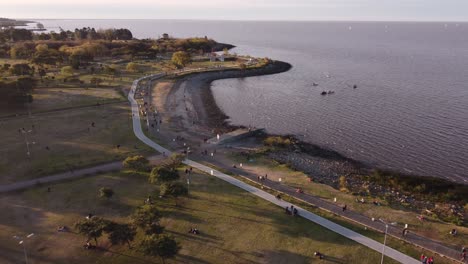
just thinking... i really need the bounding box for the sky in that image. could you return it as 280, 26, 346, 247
1, 0, 468, 21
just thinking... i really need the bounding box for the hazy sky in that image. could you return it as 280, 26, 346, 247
1, 0, 468, 21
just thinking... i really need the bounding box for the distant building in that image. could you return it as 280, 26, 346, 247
162, 33, 169, 39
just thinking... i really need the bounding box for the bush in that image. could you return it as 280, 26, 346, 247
123, 155, 149, 172
99, 187, 114, 199
149, 166, 179, 184
263, 136, 292, 148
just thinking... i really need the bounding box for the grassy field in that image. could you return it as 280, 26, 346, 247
0, 168, 405, 264
229, 153, 468, 248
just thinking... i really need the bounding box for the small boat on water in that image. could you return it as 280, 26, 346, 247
313, 83, 319, 87
353, 85, 357, 89
327, 91, 335, 94
321, 91, 327, 95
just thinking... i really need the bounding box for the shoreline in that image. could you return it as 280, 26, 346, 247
161, 61, 468, 211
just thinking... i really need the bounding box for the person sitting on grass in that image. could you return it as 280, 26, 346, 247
57, 226, 68, 232
188, 228, 200, 235
84, 242, 96, 250
450, 229, 457, 236
314, 251, 323, 259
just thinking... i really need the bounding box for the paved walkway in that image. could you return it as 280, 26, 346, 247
129, 75, 420, 264
203, 158, 466, 264
0, 154, 164, 193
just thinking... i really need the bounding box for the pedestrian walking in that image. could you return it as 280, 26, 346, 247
342, 204, 347, 212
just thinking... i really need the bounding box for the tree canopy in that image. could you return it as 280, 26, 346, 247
139, 234, 180, 263
149, 166, 180, 184
171, 51, 191, 68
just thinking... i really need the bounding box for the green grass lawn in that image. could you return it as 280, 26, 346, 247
228, 152, 468, 249
0, 169, 405, 264
0, 102, 153, 184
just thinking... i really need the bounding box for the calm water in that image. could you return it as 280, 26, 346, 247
37, 20, 468, 181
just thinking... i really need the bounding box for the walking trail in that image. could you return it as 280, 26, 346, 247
1, 72, 461, 263
128, 74, 420, 264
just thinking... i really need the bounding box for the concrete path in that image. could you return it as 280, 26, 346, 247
0, 154, 164, 193
129, 74, 420, 264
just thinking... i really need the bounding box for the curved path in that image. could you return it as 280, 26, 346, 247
129, 74, 419, 264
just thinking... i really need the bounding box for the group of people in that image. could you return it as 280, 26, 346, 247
188, 228, 200, 235
285, 205, 298, 216
257, 174, 268, 182
420, 254, 434, 264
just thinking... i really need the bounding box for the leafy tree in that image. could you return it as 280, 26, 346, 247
61, 66, 74, 76
122, 155, 149, 171
139, 234, 180, 264
114, 28, 133, 40
9, 64, 33, 76
126, 62, 139, 72
32, 48, 62, 65
132, 205, 164, 235
108, 223, 136, 248
35, 44, 49, 52
99, 187, 114, 199
74, 217, 111, 245
90, 77, 103, 87
167, 153, 185, 170
160, 182, 188, 205
149, 166, 179, 184
9, 43, 34, 59
38, 68, 47, 79
171, 51, 191, 68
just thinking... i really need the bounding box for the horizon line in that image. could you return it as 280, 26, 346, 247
11, 17, 468, 23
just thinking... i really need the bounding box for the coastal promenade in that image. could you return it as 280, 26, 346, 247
0, 69, 463, 263
128, 74, 420, 264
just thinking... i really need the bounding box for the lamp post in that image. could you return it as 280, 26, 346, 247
21, 129, 33, 157
379, 219, 389, 264
13, 233, 34, 264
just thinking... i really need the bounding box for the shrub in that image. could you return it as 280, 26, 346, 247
123, 155, 149, 172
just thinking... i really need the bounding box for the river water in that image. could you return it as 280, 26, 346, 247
37, 20, 468, 182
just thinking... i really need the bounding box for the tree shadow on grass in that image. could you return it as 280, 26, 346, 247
165, 229, 220, 244
175, 253, 212, 264
103, 248, 158, 264
260, 250, 312, 264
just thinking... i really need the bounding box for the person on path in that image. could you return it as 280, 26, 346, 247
265, 174, 268, 180
342, 204, 347, 212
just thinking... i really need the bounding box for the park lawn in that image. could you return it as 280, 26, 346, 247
30, 87, 124, 112
229, 153, 468, 248
0, 169, 400, 264
0, 103, 153, 184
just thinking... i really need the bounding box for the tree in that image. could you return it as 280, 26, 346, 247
38, 68, 47, 80
122, 155, 149, 172
108, 223, 136, 248
167, 153, 184, 170
132, 205, 164, 235
61, 66, 74, 76
171, 51, 191, 69
9, 64, 33, 76
149, 166, 179, 184
99, 187, 114, 199
126, 62, 139, 72
90, 77, 103, 87
139, 234, 180, 264
239, 63, 247, 71
74, 217, 111, 245
160, 182, 188, 206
